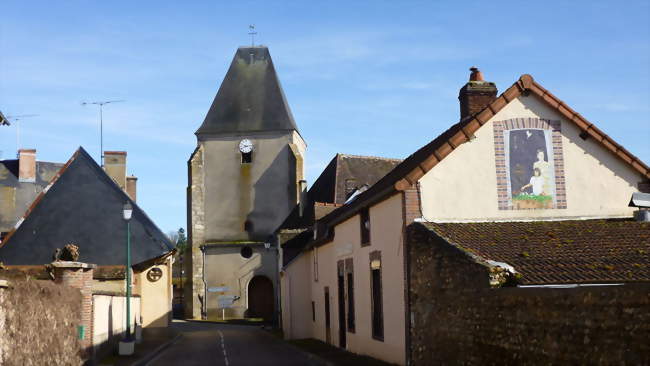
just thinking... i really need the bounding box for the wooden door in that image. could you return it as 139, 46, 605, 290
248, 275, 274, 322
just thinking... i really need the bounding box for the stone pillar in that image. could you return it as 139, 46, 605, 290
51, 262, 96, 355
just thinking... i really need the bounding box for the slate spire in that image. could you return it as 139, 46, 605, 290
196, 46, 298, 136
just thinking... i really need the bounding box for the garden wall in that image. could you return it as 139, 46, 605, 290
0, 274, 84, 365
407, 224, 650, 365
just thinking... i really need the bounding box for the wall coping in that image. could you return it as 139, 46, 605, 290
49, 261, 97, 269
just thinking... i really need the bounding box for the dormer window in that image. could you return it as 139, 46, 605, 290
239, 139, 253, 164
360, 208, 370, 246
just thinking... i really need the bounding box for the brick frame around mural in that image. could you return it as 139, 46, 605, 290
493, 118, 566, 210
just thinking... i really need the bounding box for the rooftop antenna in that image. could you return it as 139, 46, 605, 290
6, 114, 39, 154
248, 25, 257, 47
81, 99, 125, 167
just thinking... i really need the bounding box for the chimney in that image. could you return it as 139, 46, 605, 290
18, 149, 36, 182
459, 67, 498, 119
127, 175, 138, 202
104, 151, 127, 190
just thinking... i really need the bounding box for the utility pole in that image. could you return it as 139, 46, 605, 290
81, 100, 125, 167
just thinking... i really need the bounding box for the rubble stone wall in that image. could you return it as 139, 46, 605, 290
0, 275, 83, 365
407, 224, 650, 365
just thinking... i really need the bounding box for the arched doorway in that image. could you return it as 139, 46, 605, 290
248, 275, 274, 322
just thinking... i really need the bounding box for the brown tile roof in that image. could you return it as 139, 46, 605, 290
417, 219, 650, 285
278, 153, 401, 230
316, 74, 650, 231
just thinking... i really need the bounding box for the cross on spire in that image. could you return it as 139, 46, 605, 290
248, 24, 257, 47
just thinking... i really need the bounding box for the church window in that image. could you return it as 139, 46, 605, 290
241, 151, 252, 164
244, 220, 254, 232
240, 246, 253, 259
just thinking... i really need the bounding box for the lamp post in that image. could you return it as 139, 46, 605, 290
119, 202, 135, 355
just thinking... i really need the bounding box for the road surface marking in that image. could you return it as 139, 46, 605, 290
218, 330, 229, 366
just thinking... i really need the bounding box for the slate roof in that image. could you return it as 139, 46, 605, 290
0, 147, 173, 266
417, 220, 650, 285
196, 46, 298, 136
313, 74, 650, 234
0, 159, 64, 232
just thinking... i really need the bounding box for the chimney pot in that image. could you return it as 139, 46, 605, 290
469, 67, 484, 81
18, 149, 37, 183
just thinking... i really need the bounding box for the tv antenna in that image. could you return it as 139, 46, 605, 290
6, 114, 39, 153
81, 100, 125, 166
248, 25, 257, 47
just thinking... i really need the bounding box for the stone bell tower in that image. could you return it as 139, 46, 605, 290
185, 46, 305, 320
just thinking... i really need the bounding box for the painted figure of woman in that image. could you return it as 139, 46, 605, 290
533, 149, 552, 195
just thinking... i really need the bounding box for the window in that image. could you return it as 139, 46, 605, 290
345, 258, 355, 333
370, 251, 383, 341
241, 151, 252, 164
360, 208, 370, 246
240, 246, 253, 259
313, 247, 319, 282
244, 220, 254, 232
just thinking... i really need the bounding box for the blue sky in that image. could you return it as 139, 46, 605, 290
1, 1, 649, 234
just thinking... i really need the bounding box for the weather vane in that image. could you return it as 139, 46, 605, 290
248, 25, 257, 47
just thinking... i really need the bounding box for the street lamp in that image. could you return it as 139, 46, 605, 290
119, 202, 135, 355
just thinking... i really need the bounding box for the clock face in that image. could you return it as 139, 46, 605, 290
239, 139, 253, 153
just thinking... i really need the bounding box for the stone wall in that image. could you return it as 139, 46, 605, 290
0, 274, 84, 365
407, 224, 650, 365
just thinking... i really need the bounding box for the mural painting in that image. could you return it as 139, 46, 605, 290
493, 118, 567, 210
506, 129, 555, 209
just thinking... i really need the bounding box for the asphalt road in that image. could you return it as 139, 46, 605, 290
146, 320, 324, 366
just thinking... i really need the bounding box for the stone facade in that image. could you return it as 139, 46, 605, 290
406, 224, 650, 365
185, 145, 205, 319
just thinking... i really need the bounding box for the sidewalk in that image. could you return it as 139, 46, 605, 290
97, 327, 180, 366
285, 338, 397, 366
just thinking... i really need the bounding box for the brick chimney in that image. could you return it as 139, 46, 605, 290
104, 151, 127, 190
458, 67, 497, 119
126, 175, 137, 202
18, 149, 36, 182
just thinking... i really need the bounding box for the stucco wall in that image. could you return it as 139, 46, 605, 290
137, 260, 172, 328
92, 295, 141, 359
203, 244, 278, 319
199, 130, 304, 241
308, 193, 406, 365
281, 251, 313, 339
419, 94, 643, 221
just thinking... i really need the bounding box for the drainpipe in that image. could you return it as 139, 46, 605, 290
201, 245, 207, 320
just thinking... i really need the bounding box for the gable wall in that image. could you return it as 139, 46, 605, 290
419, 94, 643, 221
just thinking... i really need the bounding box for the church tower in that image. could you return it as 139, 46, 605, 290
185, 46, 305, 320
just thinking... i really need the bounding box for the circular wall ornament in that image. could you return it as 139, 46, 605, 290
147, 267, 163, 282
